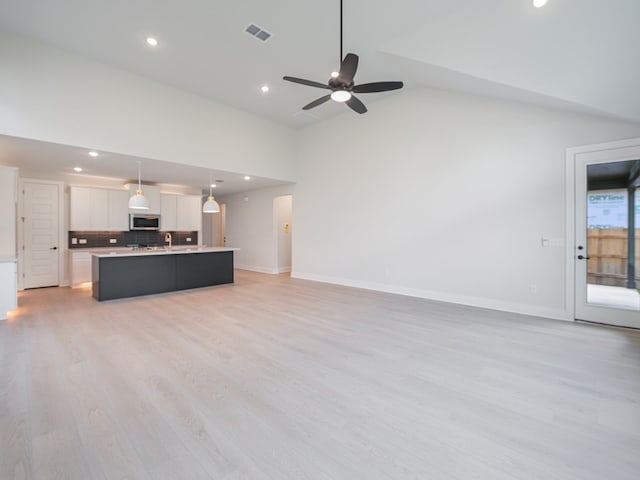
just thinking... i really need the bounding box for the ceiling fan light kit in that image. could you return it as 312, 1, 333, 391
331, 90, 351, 102
283, 0, 403, 114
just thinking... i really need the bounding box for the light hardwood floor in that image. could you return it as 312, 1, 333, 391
1, 270, 639, 480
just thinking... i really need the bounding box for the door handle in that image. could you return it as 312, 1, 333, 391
50, 246, 58, 250
577, 254, 590, 260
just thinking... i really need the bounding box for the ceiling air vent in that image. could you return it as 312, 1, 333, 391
245, 23, 271, 42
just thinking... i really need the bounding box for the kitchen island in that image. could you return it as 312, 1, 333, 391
92, 247, 237, 301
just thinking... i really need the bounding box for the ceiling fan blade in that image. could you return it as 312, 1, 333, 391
346, 95, 367, 114
353, 81, 404, 94
303, 94, 332, 110
283, 76, 330, 89
338, 53, 359, 83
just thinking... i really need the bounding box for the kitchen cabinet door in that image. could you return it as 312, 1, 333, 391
69, 251, 91, 287
0, 166, 17, 258
176, 195, 202, 231
91, 188, 109, 230
71, 187, 129, 231
70, 187, 94, 230
160, 194, 178, 231
108, 189, 129, 231
0, 261, 17, 318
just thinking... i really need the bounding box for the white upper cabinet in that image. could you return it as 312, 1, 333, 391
69, 187, 96, 230
177, 195, 202, 231
160, 194, 178, 231
108, 189, 129, 231
70, 186, 130, 231
91, 188, 109, 229
127, 184, 161, 215
160, 194, 201, 232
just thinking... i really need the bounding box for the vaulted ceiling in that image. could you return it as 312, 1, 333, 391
1, 0, 639, 128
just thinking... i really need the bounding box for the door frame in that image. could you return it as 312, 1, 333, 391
273, 194, 293, 274
565, 137, 640, 323
17, 178, 66, 290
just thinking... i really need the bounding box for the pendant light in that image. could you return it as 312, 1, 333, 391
128, 161, 149, 210
202, 173, 220, 213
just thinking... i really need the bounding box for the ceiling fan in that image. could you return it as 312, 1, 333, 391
283, 0, 403, 114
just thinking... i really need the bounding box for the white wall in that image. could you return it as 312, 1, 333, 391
293, 88, 640, 320
0, 31, 296, 182
221, 186, 294, 274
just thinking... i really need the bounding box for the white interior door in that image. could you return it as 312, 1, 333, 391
575, 146, 640, 329
23, 181, 60, 289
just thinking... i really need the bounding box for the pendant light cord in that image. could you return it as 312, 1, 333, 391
137, 161, 142, 191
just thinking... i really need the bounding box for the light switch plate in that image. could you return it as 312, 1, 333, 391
541, 237, 564, 247
109, 239, 117, 244
186, 237, 192, 242
71, 238, 77, 244
79, 239, 87, 244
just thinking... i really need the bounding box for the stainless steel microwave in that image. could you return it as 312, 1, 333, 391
129, 214, 160, 231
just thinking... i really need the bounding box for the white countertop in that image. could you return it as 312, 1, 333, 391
91, 246, 238, 258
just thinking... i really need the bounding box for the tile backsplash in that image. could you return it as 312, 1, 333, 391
68, 231, 198, 249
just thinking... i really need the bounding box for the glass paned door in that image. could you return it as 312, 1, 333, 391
575, 151, 640, 328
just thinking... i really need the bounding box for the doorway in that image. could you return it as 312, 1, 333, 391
203, 202, 226, 247
274, 195, 292, 274
19, 179, 63, 289
569, 140, 640, 328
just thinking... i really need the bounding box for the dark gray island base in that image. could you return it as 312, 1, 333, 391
92, 249, 234, 301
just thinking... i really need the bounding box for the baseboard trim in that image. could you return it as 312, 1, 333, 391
236, 264, 278, 274
291, 271, 572, 322
236, 264, 292, 275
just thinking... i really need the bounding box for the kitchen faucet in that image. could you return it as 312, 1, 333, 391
164, 232, 172, 249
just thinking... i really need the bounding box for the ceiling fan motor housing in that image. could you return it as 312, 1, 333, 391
329, 77, 354, 91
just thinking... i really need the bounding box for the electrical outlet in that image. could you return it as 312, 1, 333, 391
186, 237, 192, 242
79, 239, 87, 244
71, 238, 77, 245
109, 238, 117, 244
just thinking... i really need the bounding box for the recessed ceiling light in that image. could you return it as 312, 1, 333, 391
73, 167, 83, 172
243, 175, 251, 181
330, 71, 339, 78
146, 36, 159, 47
260, 85, 270, 94
88, 151, 99, 157
533, 0, 548, 7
